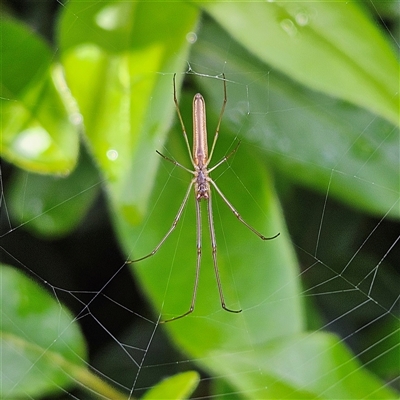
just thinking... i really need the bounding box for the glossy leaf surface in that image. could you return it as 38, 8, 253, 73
1, 18, 79, 174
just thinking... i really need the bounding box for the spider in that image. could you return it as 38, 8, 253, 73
129, 74, 279, 322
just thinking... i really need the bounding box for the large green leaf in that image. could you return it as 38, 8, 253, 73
0, 18, 79, 174
119, 124, 397, 398
213, 333, 397, 399
191, 19, 399, 219
58, 0, 200, 224
0, 265, 131, 398
1, 265, 86, 397
200, 0, 399, 126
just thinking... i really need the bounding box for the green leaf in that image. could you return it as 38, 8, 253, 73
1, 265, 128, 399
191, 19, 399, 219
213, 333, 398, 399
118, 125, 397, 398
0, 18, 79, 174
58, 0, 200, 224
142, 371, 200, 400
200, 0, 399, 126
1, 265, 86, 398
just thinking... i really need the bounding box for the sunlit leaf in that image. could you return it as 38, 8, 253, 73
192, 19, 399, 219
200, 0, 399, 126
0, 18, 79, 174
213, 333, 398, 399
58, 0, 200, 224
142, 371, 200, 400
0, 265, 86, 398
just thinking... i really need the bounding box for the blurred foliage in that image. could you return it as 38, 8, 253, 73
1, 0, 399, 398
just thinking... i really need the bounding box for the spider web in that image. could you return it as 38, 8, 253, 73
1, 1, 399, 399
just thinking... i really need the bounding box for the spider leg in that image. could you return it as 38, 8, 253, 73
161, 194, 202, 323
207, 190, 242, 314
210, 179, 280, 240
127, 180, 194, 264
